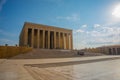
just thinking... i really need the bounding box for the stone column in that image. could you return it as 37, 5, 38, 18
43, 30, 45, 48
68, 34, 71, 50
58, 32, 60, 49
71, 34, 73, 50
113, 48, 116, 55
51, 32, 54, 49
66, 33, 69, 49
31, 28, 34, 48
37, 29, 40, 48
48, 31, 50, 49
24, 28, 28, 46
54, 31, 56, 49
111, 48, 113, 55
117, 48, 120, 54
63, 33, 66, 49
115, 48, 118, 55
61, 33, 63, 49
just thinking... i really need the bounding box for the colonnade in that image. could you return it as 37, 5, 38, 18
108, 48, 120, 55
24, 28, 72, 49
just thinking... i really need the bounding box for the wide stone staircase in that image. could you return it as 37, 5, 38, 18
11, 49, 105, 59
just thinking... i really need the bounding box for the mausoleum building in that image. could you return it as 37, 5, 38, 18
19, 22, 73, 50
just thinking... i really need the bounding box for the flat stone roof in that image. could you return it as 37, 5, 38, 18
98, 45, 120, 48
24, 22, 72, 31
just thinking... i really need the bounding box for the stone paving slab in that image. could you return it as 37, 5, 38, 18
24, 59, 120, 80
0, 55, 120, 80
0, 59, 6, 64
8, 55, 120, 65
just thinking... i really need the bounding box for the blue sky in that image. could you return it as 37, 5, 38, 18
0, 0, 120, 49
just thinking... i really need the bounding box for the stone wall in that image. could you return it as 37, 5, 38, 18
0, 46, 32, 58
83, 45, 120, 55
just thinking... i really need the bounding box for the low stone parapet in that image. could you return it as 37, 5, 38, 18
0, 46, 32, 58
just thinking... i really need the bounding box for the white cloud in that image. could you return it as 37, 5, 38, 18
87, 35, 120, 45
76, 29, 84, 33
94, 24, 100, 28
0, 38, 14, 45
0, 39, 12, 43
86, 31, 90, 34
56, 14, 80, 22
82, 24, 87, 28
0, 29, 16, 37
0, 0, 6, 11
73, 23, 120, 49
88, 24, 120, 37
86, 24, 120, 45
73, 24, 87, 33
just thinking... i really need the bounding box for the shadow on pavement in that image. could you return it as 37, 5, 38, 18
24, 57, 120, 68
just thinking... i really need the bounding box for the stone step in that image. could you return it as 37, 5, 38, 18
11, 49, 105, 59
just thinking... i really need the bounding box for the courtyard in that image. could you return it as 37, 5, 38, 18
0, 55, 120, 80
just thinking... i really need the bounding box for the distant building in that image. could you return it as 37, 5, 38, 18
98, 45, 120, 55
19, 22, 73, 50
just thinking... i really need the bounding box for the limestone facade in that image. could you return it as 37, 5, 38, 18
98, 45, 120, 55
19, 22, 73, 50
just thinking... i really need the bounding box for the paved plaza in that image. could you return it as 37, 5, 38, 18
0, 56, 120, 80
